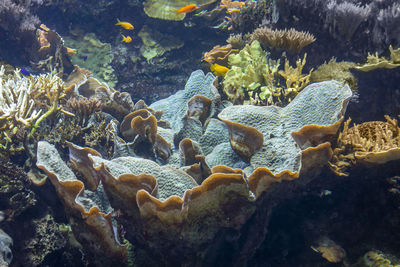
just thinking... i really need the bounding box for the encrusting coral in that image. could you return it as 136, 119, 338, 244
330, 115, 400, 176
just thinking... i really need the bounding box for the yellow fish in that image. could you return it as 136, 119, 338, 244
121, 34, 132, 43
210, 63, 229, 76
115, 19, 134, 30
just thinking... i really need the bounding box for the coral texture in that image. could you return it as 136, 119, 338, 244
35, 69, 353, 265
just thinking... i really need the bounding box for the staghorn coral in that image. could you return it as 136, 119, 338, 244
249, 26, 316, 53
329, 115, 400, 176
0, 65, 72, 151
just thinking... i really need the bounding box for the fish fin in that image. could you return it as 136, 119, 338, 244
115, 18, 121, 25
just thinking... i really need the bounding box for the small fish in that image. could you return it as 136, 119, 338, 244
115, 19, 134, 30
176, 4, 197, 14
20, 68, 31, 76
210, 63, 229, 76
83, 55, 88, 61
121, 34, 132, 43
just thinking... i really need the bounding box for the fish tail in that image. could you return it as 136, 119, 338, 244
210, 64, 215, 72
115, 18, 121, 25
121, 34, 126, 42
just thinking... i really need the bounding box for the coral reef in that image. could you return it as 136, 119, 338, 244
353, 250, 400, 267
278, 54, 312, 102
33, 69, 352, 265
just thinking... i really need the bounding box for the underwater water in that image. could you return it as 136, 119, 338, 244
0, 0, 400, 266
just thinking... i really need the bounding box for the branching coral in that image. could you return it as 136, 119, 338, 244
325, 1, 371, 41
249, 26, 316, 53
278, 54, 313, 102
329, 115, 400, 176
354, 45, 400, 71
0, 65, 72, 150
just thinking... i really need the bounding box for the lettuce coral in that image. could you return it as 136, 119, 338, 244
34, 70, 354, 266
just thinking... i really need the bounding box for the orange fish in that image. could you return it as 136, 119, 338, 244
115, 19, 134, 30
176, 4, 197, 14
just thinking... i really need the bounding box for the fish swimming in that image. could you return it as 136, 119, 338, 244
210, 63, 229, 76
121, 34, 132, 43
83, 55, 88, 61
176, 4, 197, 14
115, 19, 134, 30
20, 68, 31, 76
